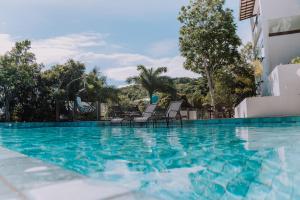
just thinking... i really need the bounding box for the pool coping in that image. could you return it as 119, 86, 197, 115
0, 147, 158, 200
1, 115, 300, 129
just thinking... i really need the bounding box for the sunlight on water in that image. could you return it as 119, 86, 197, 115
1, 123, 300, 199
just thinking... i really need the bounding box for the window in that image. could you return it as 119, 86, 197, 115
269, 15, 300, 37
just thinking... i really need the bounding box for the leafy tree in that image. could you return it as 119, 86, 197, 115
212, 43, 257, 116
77, 68, 119, 103
127, 65, 176, 104
0, 40, 41, 121
0, 38, 120, 122
234, 43, 257, 103
178, 0, 241, 109
44, 59, 85, 101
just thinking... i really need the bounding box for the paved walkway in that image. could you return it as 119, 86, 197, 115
0, 147, 157, 200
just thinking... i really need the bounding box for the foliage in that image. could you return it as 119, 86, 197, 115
127, 65, 176, 104
120, 77, 207, 110
0, 34, 257, 121
0, 40, 42, 121
291, 57, 300, 64
43, 59, 85, 101
75, 68, 118, 103
178, 0, 241, 109
252, 60, 263, 77
0, 41, 117, 122
212, 43, 257, 115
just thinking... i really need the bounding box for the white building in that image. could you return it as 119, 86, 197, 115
235, 0, 300, 118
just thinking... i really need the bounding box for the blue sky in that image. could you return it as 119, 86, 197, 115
0, 0, 251, 86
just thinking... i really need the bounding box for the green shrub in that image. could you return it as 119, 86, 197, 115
291, 57, 300, 64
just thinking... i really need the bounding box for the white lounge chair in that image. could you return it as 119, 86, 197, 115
76, 97, 96, 113
159, 100, 183, 127
132, 104, 158, 125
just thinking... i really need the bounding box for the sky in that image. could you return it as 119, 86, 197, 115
0, 0, 252, 86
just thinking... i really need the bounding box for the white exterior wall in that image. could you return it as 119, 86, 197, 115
256, 0, 300, 95
268, 34, 300, 71
235, 95, 300, 118
269, 64, 300, 96
235, 64, 300, 118
259, 0, 300, 19
268, 67, 280, 96
235, 0, 300, 118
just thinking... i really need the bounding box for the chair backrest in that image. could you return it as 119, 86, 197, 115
76, 97, 83, 107
76, 96, 95, 113
166, 100, 183, 119
111, 105, 123, 117
142, 104, 157, 118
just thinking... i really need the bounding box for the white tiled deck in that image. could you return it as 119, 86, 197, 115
0, 147, 157, 200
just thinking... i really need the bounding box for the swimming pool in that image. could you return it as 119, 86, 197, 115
0, 119, 300, 199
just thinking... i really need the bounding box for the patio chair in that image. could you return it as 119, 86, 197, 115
132, 104, 158, 126
158, 100, 183, 127
75, 97, 96, 113
110, 105, 127, 125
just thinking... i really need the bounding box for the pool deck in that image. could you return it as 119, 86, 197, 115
0, 147, 157, 200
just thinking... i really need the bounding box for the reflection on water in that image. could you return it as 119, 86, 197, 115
235, 124, 300, 199
1, 123, 300, 199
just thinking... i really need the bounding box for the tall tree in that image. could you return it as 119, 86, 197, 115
213, 43, 257, 116
77, 68, 118, 103
0, 40, 41, 121
178, 0, 241, 109
127, 65, 175, 104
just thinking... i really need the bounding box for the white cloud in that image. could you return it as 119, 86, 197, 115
77, 52, 153, 66
0, 34, 14, 54
0, 32, 110, 64
103, 55, 198, 81
0, 32, 198, 85
31, 33, 109, 64
105, 66, 138, 81
147, 39, 179, 57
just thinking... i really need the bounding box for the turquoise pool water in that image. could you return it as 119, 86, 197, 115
0, 121, 300, 199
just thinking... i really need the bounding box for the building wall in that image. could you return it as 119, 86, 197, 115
259, 0, 300, 19
269, 64, 300, 96
236, 0, 300, 118
235, 64, 300, 118
269, 34, 300, 71
255, 0, 300, 96
234, 95, 300, 118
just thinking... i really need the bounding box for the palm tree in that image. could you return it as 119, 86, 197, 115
127, 65, 176, 104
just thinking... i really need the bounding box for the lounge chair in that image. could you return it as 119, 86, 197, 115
110, 105, 143, 125
75, 97, 96, 113
110, 105, 127, 125
132, 104, 158, 126
157, 100, 183, 127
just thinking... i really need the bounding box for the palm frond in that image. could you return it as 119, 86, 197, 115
153, 67, 168, 77
126, 76, 140, 84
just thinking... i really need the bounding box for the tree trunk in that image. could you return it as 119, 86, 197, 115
73, 100, 77, 121
204, 66, 216, 111
5, 97, 10, 122
96, 101, 101, 121
55, 100, 60, 122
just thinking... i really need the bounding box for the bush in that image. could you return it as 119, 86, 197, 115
291, 57, 300, 64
